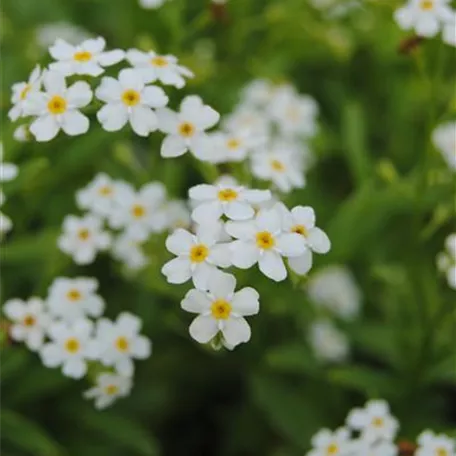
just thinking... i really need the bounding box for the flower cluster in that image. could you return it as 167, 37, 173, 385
395, 0, 456, 47
437, 233, 456, 290
307, 399, 455, 456
59, 173, 190, 270
0, 143, 19, 237
2, 277, 151, 409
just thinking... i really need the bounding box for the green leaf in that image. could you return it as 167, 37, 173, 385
0, 348, 29, 382
265, 344, 320, 376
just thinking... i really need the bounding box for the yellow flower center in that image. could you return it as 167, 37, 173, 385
65, 338, 80, 353
66, 289, 82, 301
189, 244, 209, 263
151, 56, 168, 67
20, 84, 31, 100
77, 228, 91, 241
104, 384, 119, 395
23, 314, 36, 327
178, 122, 195, 138
122, 89, 141, 106
115, 336, 130, 352
436, 449, 448, 456
372, 417, 384, 427
420, 0, 434, 10
73, 50, 92, 62
226, 138, 241, 150
211, 299, 232, 320
47, 95, 67, 114
98, 185, 113, 196
326, 443, 339, 455
291, 224, 308, 237
270, 159, 285, 172
256, 231, 275, 250
131, 204, 146, 218
218, 188, 238, 202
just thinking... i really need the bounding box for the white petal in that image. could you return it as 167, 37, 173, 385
49, 38, 74, 60
141, 86, 168, 108
225, 201, 254, 221
209, 243, 232, 268
207, 271, 236, 299
156, 107, 179, 134
230, 240, 258, 268
222, 317, 251, 346
66, 81, 93, 108
116, 358, 135, 376
161, 257, 192, 284
160, 135, 188, 158
193, 105, 220, 130
192, 201, 223, 223
129, 106, 157, 136
189, 315, 218, 343
131, 336, 151, 358
242, 189, 271, 204
98, 49, 125, 66
119, 68, 144, 91
43, 71, 66, 94
95, 77, 122, 103
118, 312, 141, 334
188, 184, 218, 201
258, 250, 287, 281
256, 207, 282, 232
231, 287, 259, 316
181, 289, 212, 313
166, 228, 194, 255
192, 262, 216, 290
288, 250, 312, 275
30, 114, 60, 142
3, 299, 24, 320
62, 358, 87, 379
82, 37, 106, 53
61, 110, 90, 136
40, 344, 63, 367
225, 221, 256, 240
276, 233, 306, 257
26, 329, 44, 351
291, 206, 315, 228
393, 7, 414, 29
97, 103, 128, 131
307, 228, 331, 254
416, 15, 440, 37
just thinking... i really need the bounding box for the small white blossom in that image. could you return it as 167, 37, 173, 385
307, 427, 352, 456
58, 214, 111, 265
126, 49, 193, 88
416, 430, 455, 456
96, 68, 168, 136
189, 182, 271, 223
181, 271, 259, 348
84, 372, 133, 409
223, 106, 271, 139
162, 223, 231, 289
3, 298, 51, 351
24, 71, 92, 142
432, 122, 456, 170
47, 277, 105, 321
8, 65, 42, 121
112, 233, 149, 271
157, 95, 220, 158
308, 320, 349, 363
92, 312, 151, 376
40, 319, 95, 379
226, 205, 306, 282
437, 233, 456, 289
49, 37, 124, 77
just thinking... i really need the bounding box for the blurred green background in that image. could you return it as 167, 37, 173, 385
1, 0, 455, 455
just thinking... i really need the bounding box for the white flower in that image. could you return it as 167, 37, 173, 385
76, 173, 131, 218
436, 233, 456, 290
189, 182, 271, 223
108, 182, 169, 241
251, 149, 305, 193
112, 233, 149, 271
92, 312, 151, 376
394, 0, 454, 38
0, 150, 19, 183
280, 204, 331, 275
223, 106, 271, 139
3, 298, 50, 351
13, 125, 31, 142
8, 65, 42, 121
84, 372, 133, 409
226, 206, 306, 282
58, 214, 111, 265
307, 427, 352, 456
163, 200, 191, 230
307, 265, 361, 320
24, 71, 92, 142
157, 95, 220, 158
432, 122, 456, 170
47, 277, 105, 321
308, 320, 349, 363
346, 400, 399, 444
351, 439, 398, 456
139, 0, 169, 8
49, 37, 124, 76
241, 79, 277, 108
40, 319, 95, 379
416, 430, 455, 456
181, 271, 259, 348
96, 68, 168, 136
36, 22, 91, 49
162, 223, 231, 289
126, 49, 193, 88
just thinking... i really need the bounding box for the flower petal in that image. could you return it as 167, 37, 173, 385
141, 86, 168, 108
181, 289, 212, 313
231, 287, 259, 316
97, 103, 129, 132
166, 228, 194, 255
189, 315, 218, 343
61, 110, 90, 136
130, 105, 157, 136
30, 114, 60, 142
230, 240, 258, 269
307, 227, 331, 254
291, 206, 315, 229
66, 81, 93, 108
288, 250, 312, 275
258, 250, 287, 281
161, 257, 192, 284
160, 135, 187, 158
222, 317, 251, 346
62, 358, 87, 379
207, 271, 236, 299
276, 233, 306, 257
224, 201, 254, 221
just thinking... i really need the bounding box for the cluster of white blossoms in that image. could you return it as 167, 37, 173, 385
307, 399, 455, 456
162, 175, 331, 348
58, 173, 190, 270
2, 277, 151, 409
437, 233, 456, 290
0, 143, 19, 237
432, 122, 456, 171
394, 0, 456, 47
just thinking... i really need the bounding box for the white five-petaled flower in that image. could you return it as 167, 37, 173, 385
157, 95, 220, 158
108, 182, 168, 241
47, 277, 105, 322
40, 318, 95, 379
112, 232, 149, 272
96, 68, 168, 136
432, 122, 456, 170
394, 0, 454, 38
436, 233, 456, 290
49, 37, 124, 76
189, 182, 271, 223
279, 204, 331, 275
84, 372, 133, 409
3, 298, 51, 351
308, 320, 349, 363
92, 312, 151, 376
307, 427, 352, 456
181, 271, 259, 348
226, 206, 306, 282
346, 400, 399, 444
58, 214, 111, 265
8, 65, 42, 121
416, 430, 455, 456
126, 49, 193, 88
24, 71, 92, 142
162, 223, 231, 289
